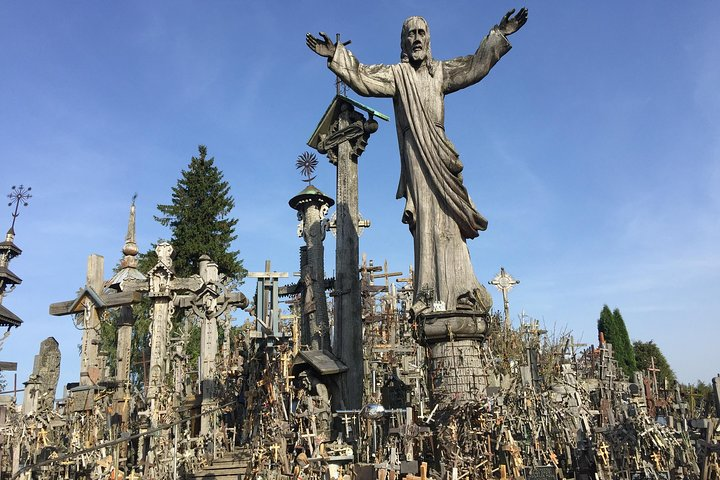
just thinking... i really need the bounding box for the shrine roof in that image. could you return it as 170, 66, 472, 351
289, 184, 335, 210
0, 266, 22, 285
0, 304, 22, 327
106, 266, 147, 292
0, 240, 22, 257
307, 94, 389, 151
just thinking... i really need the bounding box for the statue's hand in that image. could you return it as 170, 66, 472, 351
306, 32, 337, 58
496, 8, 528, 36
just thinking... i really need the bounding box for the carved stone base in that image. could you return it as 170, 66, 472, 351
428, 339, 490, 408
418, 309, 488, 345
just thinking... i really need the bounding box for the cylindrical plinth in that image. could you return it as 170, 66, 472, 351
429, 339, 489, 408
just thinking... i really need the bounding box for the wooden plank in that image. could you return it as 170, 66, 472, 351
49, 300, 76, 316
102, 290, 143, 308
0, 361, 17, 371
298, 350, 348, 375
50, 290, 143, 316
247, 272, 289, 278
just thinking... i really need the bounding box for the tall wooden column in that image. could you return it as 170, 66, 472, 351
146, 243, 175, 404
334, 105, 363, 408
290, 185, 334, 350
308, 95, 386, 409
81, 255, 104, 385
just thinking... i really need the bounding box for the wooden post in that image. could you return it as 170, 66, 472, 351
199, 255, 219, 436
146, 243, 175, 403
334, 103, 363, 409
81, 254, 104, 385
308, 95, 385, 409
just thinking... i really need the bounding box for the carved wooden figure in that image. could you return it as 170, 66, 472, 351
307, 9, 528, 316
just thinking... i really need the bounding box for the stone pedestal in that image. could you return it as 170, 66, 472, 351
418, 310, 489, 408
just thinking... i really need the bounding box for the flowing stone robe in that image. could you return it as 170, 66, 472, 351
328, 28, 511, 312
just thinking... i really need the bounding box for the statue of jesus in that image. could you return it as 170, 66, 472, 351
307, 9, 528, 316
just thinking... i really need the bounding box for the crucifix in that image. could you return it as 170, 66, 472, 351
489, 267, 519, 330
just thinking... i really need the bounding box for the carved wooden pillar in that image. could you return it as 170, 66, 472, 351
290, 185, 334, 350
147, 243, 175, 404
309, 95, 384, 409
81, 254, 104, 386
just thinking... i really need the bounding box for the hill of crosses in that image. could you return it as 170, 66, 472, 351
2, 10, 720, 480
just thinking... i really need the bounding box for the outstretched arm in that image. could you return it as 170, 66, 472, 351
443, 7, 527, 94
496, 8, 528, 36
306, 33, 395, 98
306, 32, 337, 58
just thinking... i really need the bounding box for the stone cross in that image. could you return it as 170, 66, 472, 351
20, 337, 60, 416
489, 267, 519, 330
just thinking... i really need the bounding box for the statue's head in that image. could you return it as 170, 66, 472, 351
401, 16, 432, 67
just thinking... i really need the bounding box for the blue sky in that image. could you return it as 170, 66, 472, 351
1, 1, 718, 396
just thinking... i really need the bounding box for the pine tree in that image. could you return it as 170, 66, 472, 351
611, 307, 637, 375
101, 146, 246, 389
155, 145, 246, 281
634, 340, 676, 384
597, 305, 637, 378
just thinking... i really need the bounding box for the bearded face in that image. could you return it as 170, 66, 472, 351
402, 17, 430, 65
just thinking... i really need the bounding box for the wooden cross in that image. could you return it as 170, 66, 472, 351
651, 451, 663, 470
301, 428, 316, 456
49, 254, 141, 385
597, 442, 609, 466
269, 443, 281, 462
687, 386, 703, 414
396, 266, 414, 291
647, 357, 661, 396
371, 260, 403, 288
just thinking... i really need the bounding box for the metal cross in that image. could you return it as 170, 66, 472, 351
489, 267, 519, 330
6, 184, 32, 232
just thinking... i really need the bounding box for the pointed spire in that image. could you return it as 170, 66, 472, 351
121, 194, 139, 266
108, 195, 146, 291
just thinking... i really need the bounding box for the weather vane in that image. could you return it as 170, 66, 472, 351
296, 152, 318, 184
7, 184, 32, 232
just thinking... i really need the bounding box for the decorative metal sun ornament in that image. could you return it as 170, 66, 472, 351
7, 184, 32, 231
296, 151, 318, 184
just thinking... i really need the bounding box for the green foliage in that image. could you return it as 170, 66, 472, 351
633, 340, 676, 385
155, 145, 246, 281
681, 380, 715, 417
597, 305, 637, 378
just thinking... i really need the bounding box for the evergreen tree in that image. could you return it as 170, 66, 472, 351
100, 146, 245, 390
155, 145, 246, 281
633, 340, 676, 384
597, 305, 637, 378
611, 307, 636, 375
